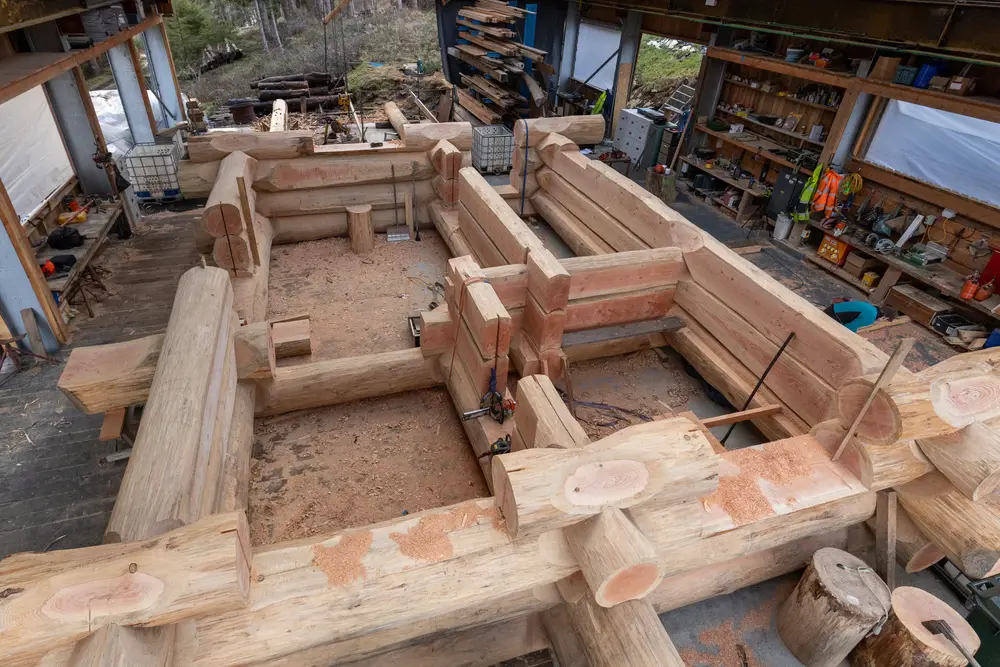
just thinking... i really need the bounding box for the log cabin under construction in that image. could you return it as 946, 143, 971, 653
4, 2, 1000, 666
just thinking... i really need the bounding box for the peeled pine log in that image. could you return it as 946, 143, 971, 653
232, 214, 272, 325
105, 266, 235, 542
433, 175, 459, 204
203, 151, 257, 237
511, 146, 540, 177
270, 205, 428, 244
514, 115, 606, 148
254, 348, 442, 417
269, 99, 287, 131
896, 471, 1000, 578
58, 335, 162, 414
0, 512, 251, 665
917, 420, 1000, 500
537, 132, 578, 165
217, 383, 256, 514
565, 594, 685, 667
430, 139, 463, 178
837, 368, 1000, 445
776, 547, 890, 667
492, 417, 718, 539
401, 121, 473, 151
233, 321, 274, 380
810, 419, 933, 491
531, 190, 613, 256
253, 154, 434, 191
187, 130, 313, 163
865, 507, 945, 574
255, 179, 434, 216
563, 508, 664, 608
347, 204, 375, 254
850, 586, 980, 667
385, 101, 408, 135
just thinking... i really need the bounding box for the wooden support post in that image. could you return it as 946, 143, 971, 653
269, 99, 287, 131
385, 101, 408, 136
347, 204, 375, 254
850, 587, 980, 667
777, 548, 891, 667
875, 490, 898, 591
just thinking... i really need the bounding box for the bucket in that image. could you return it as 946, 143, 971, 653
773, 212, 794, 240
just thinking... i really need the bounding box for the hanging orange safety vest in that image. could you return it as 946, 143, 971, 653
812, 170, 843, 218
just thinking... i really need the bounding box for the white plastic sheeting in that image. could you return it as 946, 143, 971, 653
866, 100, 1000, 208
573, 21, 618, 92
90, 89, 173, 156
0, 87, 74, 222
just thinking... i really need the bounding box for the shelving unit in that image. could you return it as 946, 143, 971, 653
806, 254, 874, 294
723, 77, 841, 113
696, 124, 813, 174
718, 109, 826, 147
679, 156, 769, 222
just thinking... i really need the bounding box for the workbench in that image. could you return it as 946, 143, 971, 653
801, 217, 1000, 321
37, 201, 124, 315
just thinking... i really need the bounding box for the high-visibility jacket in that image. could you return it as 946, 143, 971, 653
812, 169, 843, 218
794, 164, 824, 222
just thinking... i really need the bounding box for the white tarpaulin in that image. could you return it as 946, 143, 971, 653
866, 100, 1000, 209
0, 87, 74, 222
90, 89, 173, 156
574, 21, 618, 92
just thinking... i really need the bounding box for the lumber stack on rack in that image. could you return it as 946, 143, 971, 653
452, 0, 549, 122
242, 71, 344, 114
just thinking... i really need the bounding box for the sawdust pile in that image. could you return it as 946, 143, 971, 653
312, 530, 373, 587
702, 441, 813, 526
389, 503, 503, 562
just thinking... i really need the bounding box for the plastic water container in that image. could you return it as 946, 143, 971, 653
914, 63, 940, 89
773, 212, 794, 240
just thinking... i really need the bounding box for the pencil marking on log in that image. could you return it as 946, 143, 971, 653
562, 460, 650, 506
41, 573, 165, 621
312, 531, 373, 587
389, 505, 504, 563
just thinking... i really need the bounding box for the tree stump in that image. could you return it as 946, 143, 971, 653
776, 547, 891, 667
346, 205, 375, 254
850, 586, 980, 667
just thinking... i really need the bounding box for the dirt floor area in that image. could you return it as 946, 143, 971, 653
266, 231, 450, 361
248, 387, 488, 545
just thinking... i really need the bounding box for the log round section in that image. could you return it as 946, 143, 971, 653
776, 547, 891, 667
837, 378, 901, 445
850, 586, 980, 667
346, 204, 375, 254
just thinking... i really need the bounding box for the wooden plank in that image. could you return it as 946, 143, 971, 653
531, 191, 613, 256
707, 45, 854, 88
857, 78, 1000, 128
99, 407, 127, 441
0, 16, 163, 106
126, 37, 159, 139
875, 490, 898, 591
700, 405, 783, 429
19, 308, 46, 357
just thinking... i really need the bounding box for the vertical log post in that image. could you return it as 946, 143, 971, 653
347, 204, 375, 254
777, 548, 891, 667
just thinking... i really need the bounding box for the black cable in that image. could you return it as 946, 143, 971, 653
720, 331, 795, 445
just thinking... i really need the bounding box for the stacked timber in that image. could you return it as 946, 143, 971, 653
200, 151, 266, 278
457, 166, 545, 267
451, 1, 549, 122
519, 248, 569, 378
245, 72, 344, 114
827, 347, 1000, 580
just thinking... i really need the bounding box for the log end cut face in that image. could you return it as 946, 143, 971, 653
562, 460, 650, 508
597, 561, 664, 608
930, 374, 1000, 429
40, 573, 165, 623
838, 379, 901, 445
892, 586, 981, 660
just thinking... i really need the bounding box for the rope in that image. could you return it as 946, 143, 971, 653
837, 563, 892, 637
